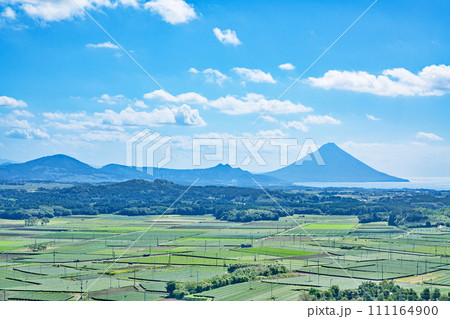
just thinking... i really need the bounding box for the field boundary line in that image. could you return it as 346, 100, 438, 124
251, 177, 377, 300
84, 178, 199, 295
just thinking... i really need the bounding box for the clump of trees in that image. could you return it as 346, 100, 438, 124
24, 217, 49, 226
28, 242, 48, 252
307, 281, 449, 301
216, 209, 279, 222
166, 263, 288, 299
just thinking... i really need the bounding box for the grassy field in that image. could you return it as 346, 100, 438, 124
0, 214, 449, 301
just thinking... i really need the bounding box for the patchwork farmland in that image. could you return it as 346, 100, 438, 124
0, 213, 449, 301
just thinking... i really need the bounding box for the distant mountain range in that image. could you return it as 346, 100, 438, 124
0, 143, 408, 186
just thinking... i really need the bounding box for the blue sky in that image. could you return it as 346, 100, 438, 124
0, 0, 449, 178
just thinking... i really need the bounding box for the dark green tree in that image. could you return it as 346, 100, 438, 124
166, 281, 178, 297
421, 288, 431, 301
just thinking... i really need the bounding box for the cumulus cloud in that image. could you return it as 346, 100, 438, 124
232, 67, 276, 84
282, 121, 308, 132
0, 114, 31, 128
0, 96, 27, 108
254, 129, 287, 138
213, 27, 241, 46
1, 7, 16, 19
303, 114, 341, 125
307, 64, 450, 97
366, 114, 380, 121
190, 67, 229, 85
86, 41, 119, 49
43, 111, 88, 121
17, 0, 114, 22
4, 1, 141, 23
145, 90, 311, 115
144, 0, 197, 24
118, 0, 140, 8
282, 115, 341, 132
261, 115, 278, 123
416, 132, 444, 141
97, 93, 128, 105
80, 130, 128, 142
13, 110, 34, 117
279, 63, 295, 71
5, 128, 49, 139
202, 68, 229, 85
134, 100, 149, 108
97, 105, 205, 126
209, 93, 312, 115
144, 89, 208, 105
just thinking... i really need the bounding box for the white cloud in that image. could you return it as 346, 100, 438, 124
0, 96, 27, 108
261, 115, 277, 123
80, 130, 128, 142
144, 89, 208, 104
281, 115, 340, 132
255, 129, 287, 138
118, 0, 139, 8
0, 114, 31, 128
213, 27, 241, 46
144, 0, 197, 24
202, 68, 229, 85
303, 114, 341, 125
97, 105, 205, 126
282, 121, 308, 132
308, 64, 450, 97
6, 1, 142, 23
232, 67, 276, 84
416, 132, 444, 141
190, 67, 229, 85
367, 114, 380, 121
86, 41, 119, 49
279, 63, 295, 71
5, 128, 49, 140
134, 100, 149, 108
97, 94, 128, 104
13, 110, 34, 117
1, 7, 16, 19
209, 93, 312, 115
43, 111, 88, 121
45, 103, 205, 130
145, 90, 312, 115
19, 0, 114, 22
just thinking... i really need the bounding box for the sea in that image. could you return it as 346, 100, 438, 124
293, 177, 450, 191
